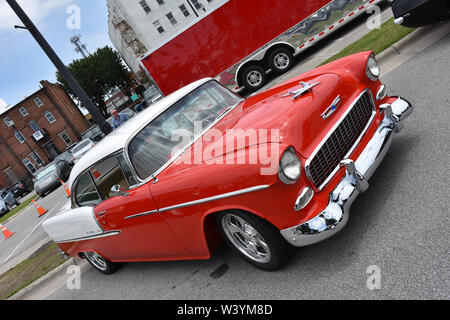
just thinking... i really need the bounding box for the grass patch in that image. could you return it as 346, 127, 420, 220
0, 194, 38, 225
320, 17, 415, 66
0, 241, 68, 300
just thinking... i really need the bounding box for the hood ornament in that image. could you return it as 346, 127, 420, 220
321, 95, 341, 120
283, 81, 321, 100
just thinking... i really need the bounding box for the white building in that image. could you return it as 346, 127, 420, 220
0, 98, 12, 115
107, 0, 229, 76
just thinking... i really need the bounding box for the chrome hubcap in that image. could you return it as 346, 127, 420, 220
274, 53, 290, 69
222, 214, 271, 264
84, 251, 107, 271
247, 70, 263, 87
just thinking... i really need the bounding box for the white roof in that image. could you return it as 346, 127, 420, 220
68, 78, 212, 188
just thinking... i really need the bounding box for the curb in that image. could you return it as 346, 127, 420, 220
8, 258, 75, 300
376, 20, 450, 76
1, 194, 40, 225
8, 257, 90, 300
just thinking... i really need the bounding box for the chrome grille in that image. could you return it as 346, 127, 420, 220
306, 90, 375, 189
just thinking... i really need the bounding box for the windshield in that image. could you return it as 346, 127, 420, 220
72, 140, 92, 154
36, 165, 57, 179
129, 81, 242, 180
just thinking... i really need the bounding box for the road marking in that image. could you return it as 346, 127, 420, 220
2, 199, 65, 264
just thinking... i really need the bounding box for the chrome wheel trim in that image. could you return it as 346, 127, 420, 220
246, 70, 263, 87
84, 251, 108, 271
273, 53, 290, 70
222, 214, 271, 264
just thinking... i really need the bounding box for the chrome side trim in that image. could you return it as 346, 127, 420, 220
57, 231, 121, 244
124, 210, 159, 220
158, 185, 270, 213
305, 89, 377, 191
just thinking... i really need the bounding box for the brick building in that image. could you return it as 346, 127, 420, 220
0, 81, 91, 188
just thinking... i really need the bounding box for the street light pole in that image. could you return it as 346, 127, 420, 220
5, 0, 112, 135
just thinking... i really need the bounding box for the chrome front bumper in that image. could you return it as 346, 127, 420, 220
280, 97, 413, 247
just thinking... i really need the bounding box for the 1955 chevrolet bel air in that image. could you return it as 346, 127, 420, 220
42, 51, 413, 274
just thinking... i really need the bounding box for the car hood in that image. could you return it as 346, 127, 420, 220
191, 72, 362, 160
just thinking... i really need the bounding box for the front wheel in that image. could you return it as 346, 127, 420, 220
241, 65, 267, 92
83, 251, 121, 275
216, 211, 291, 271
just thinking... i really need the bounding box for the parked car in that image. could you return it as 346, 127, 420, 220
7, 182, 31, 200
143, 86, 163, 105
81, 125, 105, 142
34, 161, 71, 197
0, 188, 19, 213
71, 139, 96, 163
389, 0, 450, 27
42, 52, 413, 274
55, 151, 75, 168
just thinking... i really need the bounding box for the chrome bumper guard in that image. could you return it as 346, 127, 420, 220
281, 97, 413, 247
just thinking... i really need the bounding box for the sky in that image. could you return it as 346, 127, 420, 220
0, 0, 113, 107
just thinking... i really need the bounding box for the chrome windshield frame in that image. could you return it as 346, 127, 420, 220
123, 80, 245, 187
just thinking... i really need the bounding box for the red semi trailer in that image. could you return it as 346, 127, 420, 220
140, 0, 382, 95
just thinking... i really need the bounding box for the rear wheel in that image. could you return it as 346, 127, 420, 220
241, 65, 267, 92
216, 211, 291, 271
83, 251, 121, 275
268, 47, 294, 75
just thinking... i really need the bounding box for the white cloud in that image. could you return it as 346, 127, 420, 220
0, 0, 78, 33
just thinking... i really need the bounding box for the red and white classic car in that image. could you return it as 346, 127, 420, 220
43, 51, 413, 274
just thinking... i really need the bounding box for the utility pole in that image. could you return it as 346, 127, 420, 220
6, 0, 112, 135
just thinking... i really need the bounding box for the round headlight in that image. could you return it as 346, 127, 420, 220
279, 148, 301, 184
366, 55, 380, 81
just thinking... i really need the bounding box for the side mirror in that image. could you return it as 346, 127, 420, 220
110, 185, 129, 197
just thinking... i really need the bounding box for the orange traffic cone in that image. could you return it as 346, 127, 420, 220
32, 199, 47, 217
60, 180, 71, 198
1, 224, 14, 240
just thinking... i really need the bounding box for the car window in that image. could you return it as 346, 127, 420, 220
89, 155, 133, 200
128, 81, 241, 179
36, 165, 57, 180
75, 172, 102, 207
117, 154, 138, 187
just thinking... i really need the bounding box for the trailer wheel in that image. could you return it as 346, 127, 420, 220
268, 48, 294, 75
241, 65, 267, 91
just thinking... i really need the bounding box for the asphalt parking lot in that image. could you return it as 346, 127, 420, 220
38, 29, 450, 300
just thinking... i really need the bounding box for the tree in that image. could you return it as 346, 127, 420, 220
56, 46, 133, 117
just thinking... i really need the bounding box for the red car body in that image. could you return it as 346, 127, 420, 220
43, 52, 413, 272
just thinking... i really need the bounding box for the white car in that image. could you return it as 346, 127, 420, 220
71, 139, 96, 163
